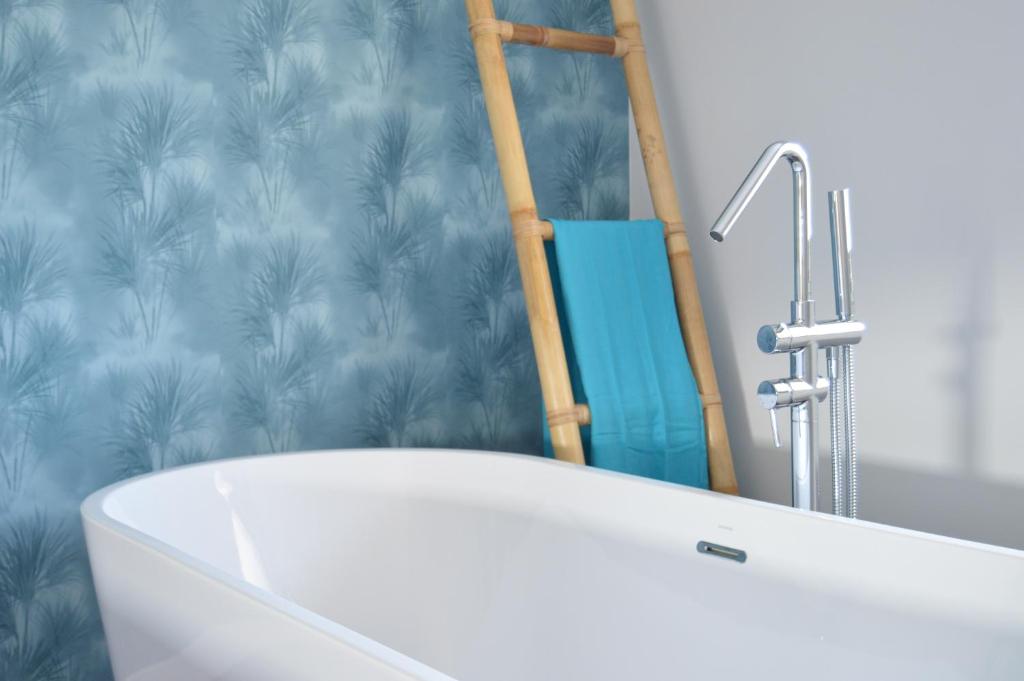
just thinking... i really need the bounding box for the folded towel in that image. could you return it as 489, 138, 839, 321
543, 220, 708, 488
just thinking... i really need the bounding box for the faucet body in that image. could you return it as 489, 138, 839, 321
710, 142, 864, 513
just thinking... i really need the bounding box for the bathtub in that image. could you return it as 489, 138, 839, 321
82, 449, 1024, 680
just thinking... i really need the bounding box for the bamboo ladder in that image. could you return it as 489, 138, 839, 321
466, 0, 738, 494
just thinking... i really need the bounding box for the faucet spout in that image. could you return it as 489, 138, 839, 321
710, 141, 813, 321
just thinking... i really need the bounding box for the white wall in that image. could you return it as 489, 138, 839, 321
629, 0, 1024, 549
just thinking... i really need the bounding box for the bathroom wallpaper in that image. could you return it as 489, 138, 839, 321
0, 0, 627, 676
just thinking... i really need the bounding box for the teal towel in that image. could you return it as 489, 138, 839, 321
543, 220, 709, 489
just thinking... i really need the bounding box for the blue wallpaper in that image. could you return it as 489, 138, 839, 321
0, 0, 627, 676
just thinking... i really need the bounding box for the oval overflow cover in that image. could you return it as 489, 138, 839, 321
696, 540, 747, 563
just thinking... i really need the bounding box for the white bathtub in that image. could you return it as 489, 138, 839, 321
82, 449, 1024, 680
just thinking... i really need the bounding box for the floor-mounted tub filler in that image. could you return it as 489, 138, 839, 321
83, 449, 1023, 680
710, 141, 865, 516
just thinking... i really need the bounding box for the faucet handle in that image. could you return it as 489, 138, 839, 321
768, 408, 782, 448
757, 379, 790, 409
759, 376, 830, 408
757, 380, 784, 448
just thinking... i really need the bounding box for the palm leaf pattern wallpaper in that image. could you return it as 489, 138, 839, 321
0, 0, 627, 676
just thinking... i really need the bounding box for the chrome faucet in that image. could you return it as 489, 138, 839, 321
710, 142, 864, 514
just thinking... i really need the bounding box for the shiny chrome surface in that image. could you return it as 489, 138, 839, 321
827, 347, 846, 516
710, 143, 865, 514
757, 320, 865, 354
829, 189, 855, 322
710, 141, 822, 512
710, 142, 813, 313
758, 376, 830, 409
828, 189, 860, 518
842, 347, 858, 516
827, 345, 858, 517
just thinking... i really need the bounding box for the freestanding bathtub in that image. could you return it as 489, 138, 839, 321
82, 449, 1024, 680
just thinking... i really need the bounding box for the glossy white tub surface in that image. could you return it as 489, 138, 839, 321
82, 449, 1024, 680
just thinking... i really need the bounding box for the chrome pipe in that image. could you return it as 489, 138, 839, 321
711, 141, 813, 316
712, 141, 824, 512
757, 320, 865, 354
791, 347, 819, 511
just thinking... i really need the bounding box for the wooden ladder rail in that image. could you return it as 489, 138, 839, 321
466, 0, 738, 494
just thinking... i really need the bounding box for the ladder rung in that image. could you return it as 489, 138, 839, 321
507, 22, 623, 56
547, 404, 592, 427
537, 220, 554, 240
512, 219, 555, 241
517, 220, 686, 244
474, 19, 628, 57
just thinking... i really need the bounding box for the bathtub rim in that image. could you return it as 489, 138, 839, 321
81, 447, 1024, 680
83, 447, 1024, 561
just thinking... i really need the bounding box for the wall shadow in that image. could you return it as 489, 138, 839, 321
740, 442, 1024, 551
858, 458, 1024, 551
945, 237, 995, 475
